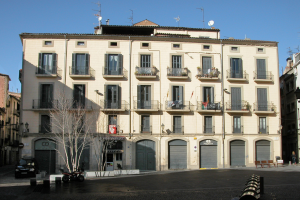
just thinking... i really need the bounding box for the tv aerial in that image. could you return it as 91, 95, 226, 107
208, 20, 214, 27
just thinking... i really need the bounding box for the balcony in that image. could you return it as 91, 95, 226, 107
167, 68, 189, 79
253, 102, 276, 114
232, 125, 244, 135
258, 125, 269, 135
203, 126, 215, 135
32, 99, 94, 111
13, 109, 20, 116
135, 66, 157, 79
253, 71, 274, 83
226, 70, 248, 82
165, 101, 193, 112
32, 99, 57, 110
172, 125, 184, 134
196, 68, 220, 81
140, 125, 152, 134
133, 100, 160, 112
70, 99, 94, 111
12, 124, 19, 131
69, 66, 95, 78
103, 67, 127, 78
100, 100, 129, 112
196, 101, 221, 113
39, 125, 51, 133
35, 66, 62, 78
225, 101, 250, 113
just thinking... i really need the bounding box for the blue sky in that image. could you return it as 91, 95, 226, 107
1, 0, 299, 92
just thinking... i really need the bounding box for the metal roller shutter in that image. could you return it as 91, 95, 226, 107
256, 140, 270, 161
169, 140, 187, 169
230, 140, 245, 167
200, 145, 217, 168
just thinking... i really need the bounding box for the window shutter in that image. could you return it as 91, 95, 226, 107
38, 53, 43, 68
118, 54, 123, 75
211, 87, 214, 103
72, 53, 76, 75
238, 58, 243, 78
137, 85, 141, 109
85, 54, 89, 74
230, 58, 233, 77
202, 57, 211, 74
49, 84, 53, 102
118, 85, 121, 108
179, 86, 183, 103
148, 85, 151, 107
81, 85, 86, 107
104, 85, 107, 108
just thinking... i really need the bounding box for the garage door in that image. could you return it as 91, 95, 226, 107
200, 140, 217, 168
35, 139, 56, 174
136, 140, 156, 171
230, 140, 245, 167
256, 140, 270, 161
169, 140, 187, 169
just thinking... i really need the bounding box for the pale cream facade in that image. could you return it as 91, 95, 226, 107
19, 24, 281, 172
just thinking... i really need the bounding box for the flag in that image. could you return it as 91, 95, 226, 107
167, 90, 169, 97
109, 125, 117, 134
191, 91, 194, 99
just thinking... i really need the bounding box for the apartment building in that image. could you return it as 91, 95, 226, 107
280, 53, 300, 163
19, 20, 281, 173
0, 73, 20, 166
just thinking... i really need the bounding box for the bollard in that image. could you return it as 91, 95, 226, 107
30, 178, 36, 186
43, 179, 50, 188
239, 174, 261, 200
55, 177, 61, 184
260, 177, 264, 194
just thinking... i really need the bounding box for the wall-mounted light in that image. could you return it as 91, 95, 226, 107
25, 122, 29, 132
161, 123, 165, 132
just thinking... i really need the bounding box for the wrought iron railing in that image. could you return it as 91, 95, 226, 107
165, 101, 192, 111
226, 100, 250, 111
197, 101, 221, 111
258, 125, 269, 134
140, 125, 152, 134
70, 66, 95, 76
133, 100, 160, 110
172, 125, 184, 134
232, 125, 244, 134
135, 66, 156, 76
100, 100, 128, 110
167, 68, 188, 76
103, 66, 127, 77
203, 125, 215, 134
196, 68, 220, 78
39, 125, 51, 133
226, 70, 248, 79
106, 125, 120, 134
36, 66, 62, 76
253, 102, 275, 112
253, 71, 273, 80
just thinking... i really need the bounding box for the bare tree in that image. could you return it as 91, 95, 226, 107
49, 92, 97, 173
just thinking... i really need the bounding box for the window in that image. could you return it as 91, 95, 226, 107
231, 87, 242, 110
141, 55, 151, 68
76, 116, 85, 133
256, 59, 266, 79
233, 116, 241, 133
77, 41, 85, 46
173, 44, 180, 48
231, 46, 239, 52
204, 116, 213, 133
40, 115, 51, 133
259, 117, 267, 134
73, 84, 85, 108
116, 153, 122, 161
171, 86, 183, 109
137, 85, 151, 109
109, 41, 119, 47
105, 85, 120, 109
107, 141, 122, 149
286, 82, 290, 93
202, 57, 212, 76
203, 45, 211, 50
257, 88, 267, 111
104, 54, 123, 75
291, 102, 295, 112
230, 58, 243, 78
38, 53, 56, 74
142, 43, 149, 47
141, 115, 150, 133
172, 55, 182, 69
173, 116, 182, 133
44, 41, 52, 46
202, 87, 217, 110
40, 84, 53, 108
108, 115, 117, 134
290, 81, 294, 90
257, 48, 265, 53
72, 53, 89, 75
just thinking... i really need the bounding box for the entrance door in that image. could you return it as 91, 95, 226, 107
169, 140, 187, 169
200, 140, 217, 168
35, 139, 56, 174
256, 140, 270, 161
230, 140, 245, 167
106, 153, 114, 171
136, 140, 156, 171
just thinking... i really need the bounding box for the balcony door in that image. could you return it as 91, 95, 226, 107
38, 53, 56, 74
257, 88, 267, 111
257, 59, 266, 79
73, 84, 85, 108
106, 54, 123, 75
230, 58, 243, 78
172, 55, 182, 76
72, 53, 89, 75
105, 85, 120, 109
202, 57, 212, 75
40, 84, 53, 108
231, 87, 241, 110
137, 85, 151, 109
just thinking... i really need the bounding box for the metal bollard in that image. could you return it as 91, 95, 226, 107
239, 174, 261, 200
30, 178, 36, 186
55, 177, 61, 184
43, 179, 50, 188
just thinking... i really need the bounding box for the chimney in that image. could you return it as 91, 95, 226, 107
106, 19, 109, 25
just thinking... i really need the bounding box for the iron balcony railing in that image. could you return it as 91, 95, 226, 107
32, 99, 93, 110
12, 124, 19, 131
103, 66, 127, 76
253, 102, 276, 112
69, 66, 95, 76
258, 125, 269, 134
232, 125, 244, 134
226, 70, 248, 79
13, 109, 20, 116
135, 66, 156, 76
253, 71, 273, 80
39, 125, 51, 133
172, 125, 184, 134
133, 100, 160, 110
167, 68, 188, 77
226, 100, 250, 111
140, 125, 152, 134
165, 101, 192, 111
100, 100, 129, 110
203, 125, 215, 134
32, 99, 57, 109
36, 66, 62, 76
196, 68, 220, 78
197, 101, 221, 111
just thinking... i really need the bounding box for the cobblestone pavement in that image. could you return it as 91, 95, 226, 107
1, 165, 300, 200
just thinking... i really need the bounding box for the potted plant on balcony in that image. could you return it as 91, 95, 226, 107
151, 66, 156, 75
246, 102, 251, 111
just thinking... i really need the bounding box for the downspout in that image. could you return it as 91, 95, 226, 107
221, 39, 225, 168
128, 36, 132, 169
19, 38, 25, 159
63, 35, 68, 88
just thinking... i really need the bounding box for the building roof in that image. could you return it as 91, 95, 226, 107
134, 19, 159, 26
0, 73, 11, 81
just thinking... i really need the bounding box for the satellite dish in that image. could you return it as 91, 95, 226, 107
208, 20, 214, 26
98, 16, 102, 21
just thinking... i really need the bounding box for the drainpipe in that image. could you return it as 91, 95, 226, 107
63, 35, 68, 88
221, 39, 225, 168
128, 36, 132, 169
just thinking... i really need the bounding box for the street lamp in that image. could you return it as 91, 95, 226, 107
161, 123, 165, 133
25, 122, 29, 132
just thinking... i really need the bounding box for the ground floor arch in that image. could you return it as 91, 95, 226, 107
168, 139, 187, 169
34, 139, 56, 174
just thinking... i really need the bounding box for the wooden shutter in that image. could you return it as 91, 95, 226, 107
85, 54, 89, 74
230, 58, 234, 78
38, 53, 43, 68
257, 59, 266, 79
179, 86, 183, 102
118, 54, 123, 75
202, 57, 211, 75
72, 53, 76, 74
231, 87, 241, 110
117, 85, 121, 108
137, 85, 141, 109
105, 54, 109, 74
52, 53, 56, 73
238, 58, 243, 78
257, 88, 267, 111
104, 85, 108, 108
210, 87, 214, 103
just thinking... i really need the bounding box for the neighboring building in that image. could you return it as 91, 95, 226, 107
280, 53, 300, 163
0, 74, 20, 166
19, 19, 281, 173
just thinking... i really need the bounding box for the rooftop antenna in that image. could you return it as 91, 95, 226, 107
93, 2, 102, 28
129, 9, 133, 25
197, 7, 204, 28
174, 16, 180, 27
208, 20, 214, 28
287, 47, 294, 58
295, 45, 300, 53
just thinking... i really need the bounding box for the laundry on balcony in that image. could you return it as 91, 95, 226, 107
167, 101, 183, 108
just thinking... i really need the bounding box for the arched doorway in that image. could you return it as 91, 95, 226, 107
200, 139, 218, 168
35, 139, 56, 174
168, 140, 187, 169
256, 140, 270, 161
136, 140, 156, 171
230, 140, 245, 167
